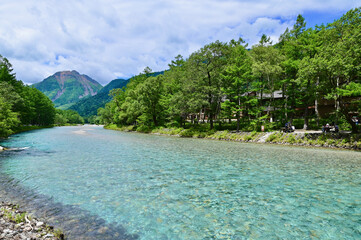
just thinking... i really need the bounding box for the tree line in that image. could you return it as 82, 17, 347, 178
98, 8, 361, 133
0, 56, 84, 137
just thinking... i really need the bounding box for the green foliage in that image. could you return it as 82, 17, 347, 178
266, 132, 279, 142
0, 96, 20, 137
0, 55, 56, 137
97, 8, 361, 134
179, 129, 196, 137
136, 125, 152, 133
69, 79, 129, 117
54, 109, 84, 125
287, 134, 297, 144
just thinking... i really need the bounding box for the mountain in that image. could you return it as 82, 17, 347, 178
33, 70, 103, 109
69, 78, 129, 117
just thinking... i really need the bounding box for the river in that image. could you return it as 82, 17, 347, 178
0, 125, 360, 239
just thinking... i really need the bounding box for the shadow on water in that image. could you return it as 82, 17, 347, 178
0, 150, 139, 240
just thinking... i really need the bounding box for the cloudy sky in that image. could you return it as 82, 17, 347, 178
0, 0, 359, 85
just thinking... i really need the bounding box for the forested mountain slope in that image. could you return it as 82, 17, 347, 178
33, 70, 102, 109
69, 78, 129, 117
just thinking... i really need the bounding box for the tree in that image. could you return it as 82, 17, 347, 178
187, 40, 231, 129
251, 35, 284, 123
20, 87, 55, 125
295, 27, 322, 129
162, 55, 191, 127
0, 96, 20, 137
316, 7, 361, 133
136, 75, 164, 126
222, 39, 253, 131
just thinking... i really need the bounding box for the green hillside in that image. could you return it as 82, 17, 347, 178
33, 70, 102, 109
69, 78, 129, 117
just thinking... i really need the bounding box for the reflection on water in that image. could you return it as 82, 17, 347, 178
0, 125, 361, 239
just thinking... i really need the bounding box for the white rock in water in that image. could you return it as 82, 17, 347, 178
36, 221, 44, 227
0, 146, 3, 151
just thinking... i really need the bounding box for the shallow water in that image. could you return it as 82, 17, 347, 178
0, 125, 360, 239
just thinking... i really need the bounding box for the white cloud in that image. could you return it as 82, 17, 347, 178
0, 0, 358, 85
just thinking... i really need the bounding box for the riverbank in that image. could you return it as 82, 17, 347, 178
105, 124, 361, 151
0, 202, 64, 240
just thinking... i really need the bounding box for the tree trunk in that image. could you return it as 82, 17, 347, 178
335, 77, 340, 122
315, 77, 320, 126
303, 105, 309, 130
315, 98, 319, 126
153, 115, 158, 126
209, 113, 214, 129
303, 79, 311, 130
270, 75, 274, 123
283, 83, 288, 122
236, 111, 240, 132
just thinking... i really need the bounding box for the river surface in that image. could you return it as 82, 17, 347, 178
0, 125, 360, 239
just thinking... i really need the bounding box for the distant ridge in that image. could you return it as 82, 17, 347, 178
69, 71, 165, 117
33, 70, 103, 109
69, 78, 129, 117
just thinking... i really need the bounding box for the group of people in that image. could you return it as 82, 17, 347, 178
322, 122, 339, 133
283, 122, 295, 132
282, 122, 339, 133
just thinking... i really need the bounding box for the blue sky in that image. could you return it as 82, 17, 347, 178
0, 0, 359, 85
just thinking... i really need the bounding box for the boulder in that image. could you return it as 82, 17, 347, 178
0, 146, 4, 151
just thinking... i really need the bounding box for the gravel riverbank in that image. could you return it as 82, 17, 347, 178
106, 125, 361, 151
0, 202, 64, 240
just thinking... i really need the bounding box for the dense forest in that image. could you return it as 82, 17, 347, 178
0, 56, 84, 137
98, 8, 361, 133
69, 78, 129, 117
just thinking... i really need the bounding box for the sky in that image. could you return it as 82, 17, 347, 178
0, 0, 359, 86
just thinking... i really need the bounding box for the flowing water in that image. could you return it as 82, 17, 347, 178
0, 125, 360, 239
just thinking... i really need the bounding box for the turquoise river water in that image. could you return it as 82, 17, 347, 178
0, 125, 360, 239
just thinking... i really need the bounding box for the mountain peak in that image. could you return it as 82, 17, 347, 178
33, 71, 103, 109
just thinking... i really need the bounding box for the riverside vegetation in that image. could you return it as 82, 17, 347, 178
106, 124, 361, 150
98, 8, 361, 135
0, 55, 85, 139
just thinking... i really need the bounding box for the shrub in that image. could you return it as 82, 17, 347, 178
169, 128, 183, 135
136, 125, 152, 133
243, 134, 253, 141
326, 139, 335, 146
179, 129, 195, 137
316, 138, 325, 146
266, 133, 278, 142
287, 134, 296, 144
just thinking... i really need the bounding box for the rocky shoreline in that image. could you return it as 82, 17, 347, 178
0, 202, 64, 240
106, 125, 361, 151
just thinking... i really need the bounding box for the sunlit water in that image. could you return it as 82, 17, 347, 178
0, 125, 360, 239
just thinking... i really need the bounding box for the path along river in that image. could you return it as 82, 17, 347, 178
0, 125, 360, 239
